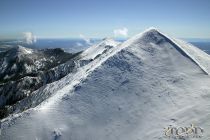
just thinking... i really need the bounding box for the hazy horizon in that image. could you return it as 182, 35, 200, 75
0, 0, 210, 40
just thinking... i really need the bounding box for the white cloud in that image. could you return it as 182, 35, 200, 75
79, 34, 92, 45
113, 27, 128, 37
23, 32, 37, 44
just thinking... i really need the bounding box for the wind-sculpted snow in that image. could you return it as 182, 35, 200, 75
172, 38, 210, 74
1, 28, 210, 140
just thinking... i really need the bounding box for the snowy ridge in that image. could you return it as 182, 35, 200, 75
16, 45, 33, 55
36, 39, 122, 110
2, 28, 209, 115
0, 46, 80, 117
81, 38, 120, 60
173, 38, 210, 74
156, 29, 210, 75
1, 28, 210, 140
9, 45, 34, 58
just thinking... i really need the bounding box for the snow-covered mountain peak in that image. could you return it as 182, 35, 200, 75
15, 45, 33, 55
2, 45, 34, 60
116, 28, 161, 49
115, 28, 209, 75
124, 27, 164, 45
1, 29, 210, 140
81, 38, 120, 60
99, 37, 119, 47
142, 26, 159, 33
142, 27, 161, 37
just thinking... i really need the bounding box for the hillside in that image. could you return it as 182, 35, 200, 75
1, 28, 210, 140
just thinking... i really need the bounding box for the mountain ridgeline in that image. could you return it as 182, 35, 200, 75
0, 39, 119, 119
0, 46, 82, 118
1, 28, 210, 140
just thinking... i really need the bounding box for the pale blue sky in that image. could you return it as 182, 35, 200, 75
0, 0, 210, 39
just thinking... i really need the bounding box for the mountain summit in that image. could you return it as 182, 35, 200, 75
81, 38, 120, 60
1, 28, 210, 140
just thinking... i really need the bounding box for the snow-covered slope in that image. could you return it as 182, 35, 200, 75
172, 38, 210, 74
80, 38, 120, 60
1, 28, 210, 140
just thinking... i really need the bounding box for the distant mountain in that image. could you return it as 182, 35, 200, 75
78, 38, 120, 67
81, 38, 120, 60
0, 46, 81, 118
1, 28, 210, 140
0, 45, 72, 82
